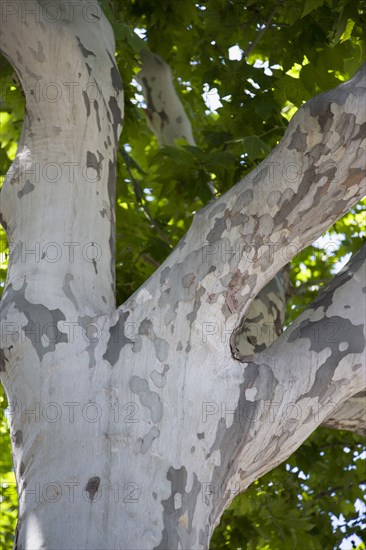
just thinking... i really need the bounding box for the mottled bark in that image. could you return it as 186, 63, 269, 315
0, 2, 365, 549
0, 0, 123, 316
136, 49, 195, 147
137, 49, 365, 436
137, 49, 289, 369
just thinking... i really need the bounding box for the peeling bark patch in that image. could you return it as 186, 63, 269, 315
13, 430, 23, 446
3, 282, 67, 359
19, 462, 25, 477
85, 477, 100, 501
139, 318, 169, 362
62, 273, 78, 309
86, 151, 103, 180
308, 143, 330, 163
235, 189, 253, 212
308, 100, 334, 132
231, 212, 248, 227
274, 158, 336, 228
224, 268, 245, 314
207, 216, 227, 244
182, 273, 196, 288
150, 365, 168, 388
78, 316, 98, 368
208, 202, 226, 220
129, 376, 163, 423
288, 124, 307, 152
335, 112, 356, 146
103, 310, 134, 366
93, 100, 101, 131
18, 180, 34, 198
158, 249, 222, 325
82, 91, 90, 116
134, 426, 160, 454
108, 96, 123, 143
155, 338, 169, 362
186, 287, 205, 326
352, 121, 366, 141
76, 37, 96, 58
253, 166, 269, 185
344, 167, 365, 191
0, 346, 13, 371
291, 315, 365, 399
154, 467, 201, 550
107, 51, 123, 92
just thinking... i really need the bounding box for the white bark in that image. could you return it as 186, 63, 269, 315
0, 2, 365, 548
137, 50, 365, 436
136, 50, 195, 147
0, 0, 123, 316
137, 49, 289, 359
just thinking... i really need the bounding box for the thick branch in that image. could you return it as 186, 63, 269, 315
206, 244, 365, 530
136, 50, 195, 146
129, 63, 365, 348
321, 390, 365, 436
137, 50, 290, 360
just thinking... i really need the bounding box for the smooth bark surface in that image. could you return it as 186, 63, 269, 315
0, 2, 365, 548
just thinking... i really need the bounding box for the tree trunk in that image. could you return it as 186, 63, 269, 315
0, 2, 365, 549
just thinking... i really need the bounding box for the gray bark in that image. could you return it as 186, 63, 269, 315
137, 49, 289, 358
137, 49, 366, 436
0, 2, 365, 548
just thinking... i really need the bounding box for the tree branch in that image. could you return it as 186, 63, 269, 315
206, 244, 365, 530
127, 63, 365, 352
243, 6, 277, 58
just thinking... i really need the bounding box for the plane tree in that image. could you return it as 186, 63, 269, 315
0, 1, 365, 548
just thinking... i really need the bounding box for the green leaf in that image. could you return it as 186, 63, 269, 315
301, 0, 325, 18
113, 23, 148, 52
241, 136, 271, 161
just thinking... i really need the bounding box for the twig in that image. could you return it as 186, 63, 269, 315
243, 7, 277, 58
118, 147, 171, 245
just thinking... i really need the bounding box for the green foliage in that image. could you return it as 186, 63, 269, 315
0, 386, 17, 547
0, 0, 365, 548
210, 428, 366, 549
